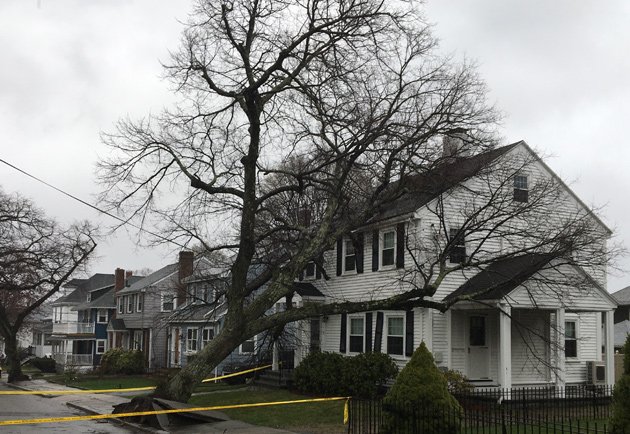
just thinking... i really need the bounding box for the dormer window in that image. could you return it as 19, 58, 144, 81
305, 261, 316, 279
513, 174, 528, 202
344, 239, 356, 272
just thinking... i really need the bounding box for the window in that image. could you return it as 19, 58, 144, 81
565, 320, 577, 358
96, 339, 107, 354
133, 330, 143, 351
449, 228, 466, 264
202, 328, 214, 348
186, 328, 198, 352
344, 239, 356, 272
117, 297, 123, 314
161, 293, 174, 312
241, 338, 255, 353
305, 261, 316, 278
381, 230, 396, 267
125, 295, 133, 314
349, 317, 364, 353
97, 309, 108, 324
387, 316, 404, 356
514, 174, 529, 202
136, 293, 143, 313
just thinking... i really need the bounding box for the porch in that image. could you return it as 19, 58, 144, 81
447, 304, 615, 388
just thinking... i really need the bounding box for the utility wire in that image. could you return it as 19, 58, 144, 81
0, 157, 187, 248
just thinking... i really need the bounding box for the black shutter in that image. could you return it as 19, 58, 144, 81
336, 238, 343, 276
372, 230, 379, 272
396, 223, 405, 269
340, 313, 347, 353
365, 312, 373, 352
316, 264, 322, 280
405, 309, 414, 357
356, 233, 364, 274
374, 312, 384, 352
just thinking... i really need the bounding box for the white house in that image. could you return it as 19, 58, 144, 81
298, 140, 617, 388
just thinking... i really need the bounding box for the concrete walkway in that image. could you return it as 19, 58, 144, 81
5, 379, 298, 433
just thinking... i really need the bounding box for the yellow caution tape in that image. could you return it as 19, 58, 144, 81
0, 364, 273, 395
0, 396, 350, 426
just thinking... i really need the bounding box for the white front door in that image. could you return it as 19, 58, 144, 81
468, 315, 490, 380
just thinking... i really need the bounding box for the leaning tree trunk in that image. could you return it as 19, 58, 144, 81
152, 328, 244, 402
5, 335, 28, 383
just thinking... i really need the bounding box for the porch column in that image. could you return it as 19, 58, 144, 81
605, 310, 615, 386
498, 304, 512, 389
272, 341, 280, 371
555, 307, 566, 388
444, 309, 451, 369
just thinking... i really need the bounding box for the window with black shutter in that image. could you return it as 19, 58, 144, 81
386, 316, 404, 356
349, 317, 365, 353
344, 239, 356, 272
304, 261, 316, 278
565, 320, 577, 358
449, 228, 466, 264
381, 230, 396, 267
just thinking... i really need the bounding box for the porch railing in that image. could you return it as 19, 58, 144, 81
51, 322, 94, 334
53, 353, 93, 366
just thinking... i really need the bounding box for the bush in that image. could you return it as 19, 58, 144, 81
611, 335, 630, 434
347, 352, 398, 398
293, 351, 398, 398
99, 348, 145, 375
442, 369, 473, 394
30, 357, 57, 373
382, 342, 462, 434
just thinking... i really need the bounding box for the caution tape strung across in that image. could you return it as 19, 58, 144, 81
0, 364, 273, 396
0, 396, 351, 426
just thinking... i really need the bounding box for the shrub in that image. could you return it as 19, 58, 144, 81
347, 352, 398, 398
293, 351, 398, 398
382, 342, 462, 434
30, 356, 56, 373
611, 335, 630, 434
293, 351, 348, 396
99, 348, 145, 375
442, 369, 473, 394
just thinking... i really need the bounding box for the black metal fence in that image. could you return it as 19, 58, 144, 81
348, 385, 619, 433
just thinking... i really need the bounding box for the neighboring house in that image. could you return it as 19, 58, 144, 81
302, 140, 617, 388
31, 319, 53, 358
611, 285, 630, 348
110, 252, 215, 370
50, 274, 116, 371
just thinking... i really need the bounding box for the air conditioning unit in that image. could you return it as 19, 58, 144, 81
586, 361, 606, 384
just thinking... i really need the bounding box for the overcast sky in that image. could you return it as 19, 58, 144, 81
1, 0, 629, 291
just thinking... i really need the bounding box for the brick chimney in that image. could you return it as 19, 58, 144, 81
177, 251, 194, 305
125, 270, 133, 287
115, 268, 125, 293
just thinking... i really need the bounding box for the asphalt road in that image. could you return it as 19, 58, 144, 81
0, 382, 134, 434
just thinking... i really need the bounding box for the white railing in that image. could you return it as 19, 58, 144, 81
53, 353, 93, 366
51, 322, 94, 334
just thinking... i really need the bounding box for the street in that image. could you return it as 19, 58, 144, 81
0, 382, 134, 434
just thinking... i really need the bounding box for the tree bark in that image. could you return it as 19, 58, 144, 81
5, 334, 28, 382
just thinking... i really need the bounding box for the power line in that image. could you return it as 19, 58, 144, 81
0, 157, 187, 248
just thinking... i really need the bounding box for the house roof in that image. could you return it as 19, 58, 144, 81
107, 318, 127, 331
615, 320, 630, 348
73, 276, 145, 311
369, 142, 520, 223
612, 285, 630, 306
117, 262, 179, 295
53, 273, 115, 305
444, 253, 554, 302
293, 282, 325, 298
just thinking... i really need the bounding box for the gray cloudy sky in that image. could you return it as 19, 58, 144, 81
1, 0, 629, 290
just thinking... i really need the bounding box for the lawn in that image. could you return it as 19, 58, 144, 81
189, 387, 347, 433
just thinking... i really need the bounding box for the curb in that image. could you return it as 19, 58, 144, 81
3, 381, 58, 399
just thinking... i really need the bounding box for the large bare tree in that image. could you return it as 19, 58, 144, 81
0, 189, 96, 382
98, 0, 614, 402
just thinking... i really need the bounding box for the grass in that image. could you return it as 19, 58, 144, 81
189, 387, 347, 433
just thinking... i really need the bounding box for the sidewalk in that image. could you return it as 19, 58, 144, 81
5, 379, 298, 433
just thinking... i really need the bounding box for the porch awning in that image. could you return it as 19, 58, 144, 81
444, 253, 553, 303
107, 318, 127, 331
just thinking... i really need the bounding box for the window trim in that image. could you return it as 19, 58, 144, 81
117, 297, 123, 314
513, 174, 529, 203
186, 328, 198, 353
97, 309, 108, 324
348, 315, 365, 354
161, 292, 174, 312
240, 336, 256, 354
96, 339, 107, 354
385, 314, 405, 357
125, 295, 133, 314
202, 327, 214, 349
380, 229, 397, 269
565, 319, 578, 359
132, 330, 143, 351
136, 293, 143, 313
449, 227, 466, 264
304, 261, 316, 279
343, 237, 357, 274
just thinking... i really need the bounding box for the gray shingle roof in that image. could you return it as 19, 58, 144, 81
612, 286, 630, 305
117, 263, 179, 295
444, 253, 554, 302
369, 142, 521, 223
53, 273, 115, 305
73, 276, 145, 311
107, 318, 127, 331
293, 282, 325, 298
615, 320, 630, 347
